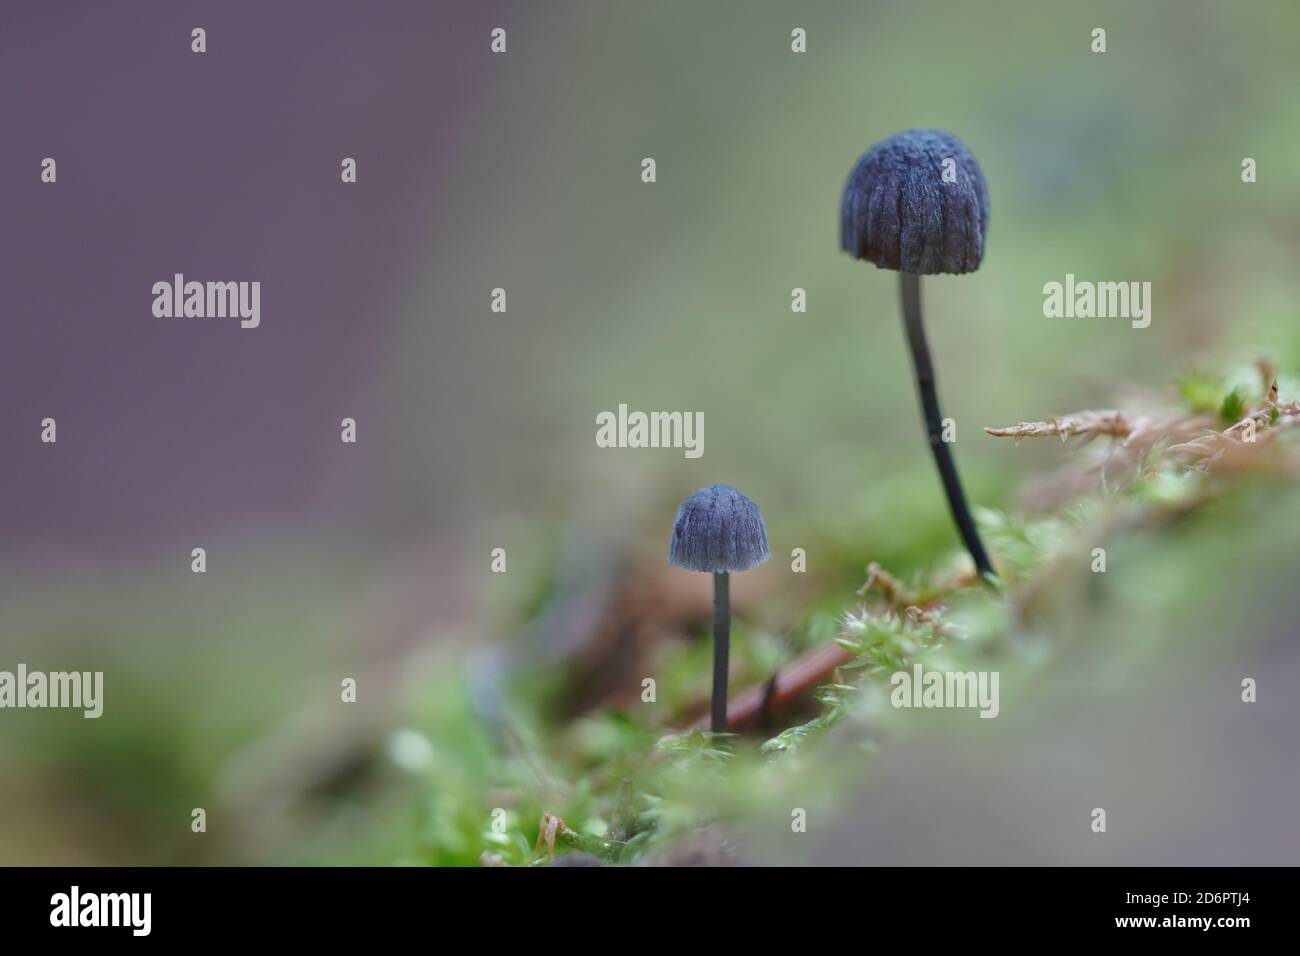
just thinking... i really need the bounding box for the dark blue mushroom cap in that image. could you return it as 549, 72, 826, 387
840, 128, 989, 275
668, 484, 770, 573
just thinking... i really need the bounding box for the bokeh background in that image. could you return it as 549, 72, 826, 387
2, 0, 1299, 864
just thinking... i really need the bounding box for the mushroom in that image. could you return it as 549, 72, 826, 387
668, 484, 771, 734
840, 128, 996, 580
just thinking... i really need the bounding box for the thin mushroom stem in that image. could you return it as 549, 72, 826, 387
899, 271, 996, 580
711, 571, 730, 734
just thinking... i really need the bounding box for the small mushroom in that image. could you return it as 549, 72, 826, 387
840, 128, 996, 580
668, 484, 771, 734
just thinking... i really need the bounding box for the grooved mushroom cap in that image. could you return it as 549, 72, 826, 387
668, 484, 770, 573
840, 128, 989, 275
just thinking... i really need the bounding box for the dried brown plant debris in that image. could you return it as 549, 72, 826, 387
1167, 398, 1300, 471
535, 812, 579, 859
984, 410, 1134, 441
855, 561, 911, 605
985, 366, 1300, 506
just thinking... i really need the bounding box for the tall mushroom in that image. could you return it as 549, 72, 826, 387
668, 484, 770, 734
841, 128, 996, 580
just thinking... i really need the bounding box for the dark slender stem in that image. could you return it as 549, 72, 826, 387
711, 571, 730, 734
899, 271, 996, 580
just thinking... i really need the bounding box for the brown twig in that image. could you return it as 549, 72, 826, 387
984, 410, 1131, 440
684, 567, 968, 733
686, 641, 855, 733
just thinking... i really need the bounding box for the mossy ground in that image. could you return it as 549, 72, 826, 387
378, 361, 1300, 866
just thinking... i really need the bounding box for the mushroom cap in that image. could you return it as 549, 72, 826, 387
668, 484, 771, 573
840, 128, 989, 275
